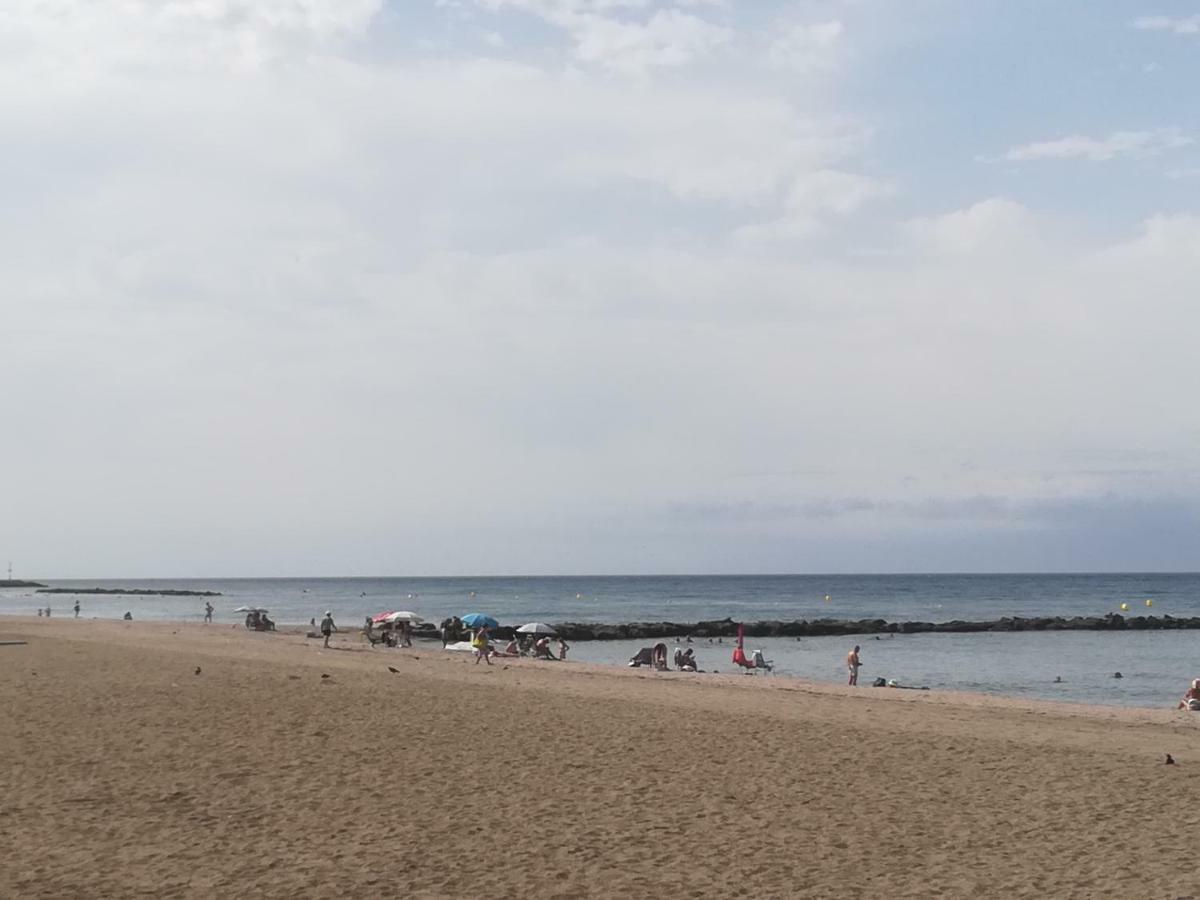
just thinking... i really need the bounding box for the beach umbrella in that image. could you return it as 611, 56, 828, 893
371, 611, 397, 625
382, 611, 423, 624
516, 622, 557, 635
235, 606, 267, 613
461, 613, 498, 629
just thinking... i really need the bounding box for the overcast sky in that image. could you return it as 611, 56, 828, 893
3, 0, 1199, 577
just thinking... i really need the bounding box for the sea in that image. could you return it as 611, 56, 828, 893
5, 573, 1199, 710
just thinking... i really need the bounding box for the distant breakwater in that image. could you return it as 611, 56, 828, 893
533, 614, 1200, 641
35, 588, 222, 597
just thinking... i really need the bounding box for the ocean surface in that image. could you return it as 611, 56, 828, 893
5, 573, 1199, 709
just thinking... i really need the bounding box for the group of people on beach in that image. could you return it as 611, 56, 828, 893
468, 626, 569, 665
35, 601, 83, 618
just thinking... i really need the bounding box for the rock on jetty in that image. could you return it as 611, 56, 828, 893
548, 614, 1200, 641
35, 588, 223, 597
0, 580, 47, 588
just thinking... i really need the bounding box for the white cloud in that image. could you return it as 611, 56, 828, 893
995, 128, 1193, 162
476, 0, 730, 73
1134, 15, 1200, 34
903, 198, 1034, 254
735, 169, 888, 242
0, 0, 383, 75
767, 19, 843, 71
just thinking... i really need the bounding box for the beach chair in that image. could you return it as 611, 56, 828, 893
628, 647, 655, 667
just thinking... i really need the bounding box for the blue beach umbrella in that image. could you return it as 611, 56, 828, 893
461, 613, 498, 629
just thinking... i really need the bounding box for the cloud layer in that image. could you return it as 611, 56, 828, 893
3, 1, 1199, 575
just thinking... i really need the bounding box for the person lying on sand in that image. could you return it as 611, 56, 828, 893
1178, 679, 1200, 711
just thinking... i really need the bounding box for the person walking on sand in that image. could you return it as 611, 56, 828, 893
204, 601, 213, 624
558, 636, 570, 661
74, 601, 80, 618
472, 627, 492, 666
321, 611, 338, 648
847, 645, 861, 686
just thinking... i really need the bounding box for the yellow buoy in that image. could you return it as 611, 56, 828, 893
576, 593, 583, 599
1119, 603, 1129, 611
1146, 599, 1154, 607
824, 595, 831, 602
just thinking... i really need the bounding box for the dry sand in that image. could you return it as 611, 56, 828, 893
3, 617, 1200, 899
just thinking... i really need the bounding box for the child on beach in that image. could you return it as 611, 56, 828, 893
472, 627, 492, 665
321, 611, 338, 648
558, 637, 569, 661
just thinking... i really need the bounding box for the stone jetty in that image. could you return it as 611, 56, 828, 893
542, 614, 1200, 641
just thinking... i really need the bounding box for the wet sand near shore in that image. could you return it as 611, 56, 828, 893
3, 617, 1200, 898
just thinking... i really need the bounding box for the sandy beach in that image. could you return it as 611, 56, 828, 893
3, 617, 1200, 898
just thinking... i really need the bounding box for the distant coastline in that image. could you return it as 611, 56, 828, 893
0, 580, 46, 588
34, 587, 222, 597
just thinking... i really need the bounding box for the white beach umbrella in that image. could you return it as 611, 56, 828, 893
234, 606, 267, 613
382, 611, 423, 624
516, 622, 557, 635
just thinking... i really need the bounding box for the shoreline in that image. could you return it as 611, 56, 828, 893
0, 613, 1185, 715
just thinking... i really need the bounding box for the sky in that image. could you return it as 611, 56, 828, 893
3, 0, 1199, 577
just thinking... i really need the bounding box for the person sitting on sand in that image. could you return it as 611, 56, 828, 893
1179, 679, 1200, 711
260, 613, 275, 631
500, 637, 520, 657
680, 648, 698, 672
534, 636, 557, 660
321, 611, 337, 648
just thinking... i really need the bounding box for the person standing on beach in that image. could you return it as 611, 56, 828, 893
472, 627, 492, 666
321, 611, 338, 648
847, 645, 861, 686
74, 601, 80, 618
204, 602, 213, 623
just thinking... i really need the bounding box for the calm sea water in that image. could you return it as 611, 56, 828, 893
4, 574, 1198, 709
